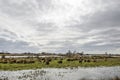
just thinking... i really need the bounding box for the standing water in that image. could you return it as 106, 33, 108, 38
0, 66, 120, 80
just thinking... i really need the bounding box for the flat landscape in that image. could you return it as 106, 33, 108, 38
0, 0, 120, 80
0, 53, 120, 70
0, 53, 120, 80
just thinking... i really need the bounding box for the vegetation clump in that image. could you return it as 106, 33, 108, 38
58, 60, 63, 64
0, 51, 120, 70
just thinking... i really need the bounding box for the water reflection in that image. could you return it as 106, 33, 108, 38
0, 66, 120, 80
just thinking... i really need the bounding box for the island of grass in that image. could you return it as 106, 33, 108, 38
0, 55, 120, 70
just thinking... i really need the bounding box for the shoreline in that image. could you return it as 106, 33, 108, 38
0, 63, 120, 71
0, 65, 120, 71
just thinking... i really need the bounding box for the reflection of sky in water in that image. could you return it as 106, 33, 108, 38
0, 66, 120, 80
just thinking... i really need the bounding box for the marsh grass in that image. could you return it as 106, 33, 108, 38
0, 57, 120, 70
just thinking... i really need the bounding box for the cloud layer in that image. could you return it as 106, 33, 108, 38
0, 0, 120, 54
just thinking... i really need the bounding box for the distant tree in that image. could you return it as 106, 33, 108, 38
78, 51, 84, 55
105, 52, 108, 55
36, 54, 39, 59
1, 55, 5, 59
73, 51, 76, 54
66, 50, 72, 57
41, 52, 46, 55
81, 51, 84, 55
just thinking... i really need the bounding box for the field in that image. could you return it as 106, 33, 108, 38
0, 54, 120, 80
0, 55, 120, 70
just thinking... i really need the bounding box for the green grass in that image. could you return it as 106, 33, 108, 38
0, 57, 120, 70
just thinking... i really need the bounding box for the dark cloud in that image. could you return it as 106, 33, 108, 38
0, 38, 39, 53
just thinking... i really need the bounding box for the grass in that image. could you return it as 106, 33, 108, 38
0, 57, 120, 70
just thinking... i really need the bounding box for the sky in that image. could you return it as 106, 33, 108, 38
0, 0, 120, 54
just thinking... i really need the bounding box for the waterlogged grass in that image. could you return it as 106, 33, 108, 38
0, 58, 120, 70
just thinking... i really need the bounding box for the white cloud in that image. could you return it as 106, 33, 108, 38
0, 0, 120, 53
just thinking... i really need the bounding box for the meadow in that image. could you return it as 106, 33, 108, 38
0, 55, 120, 70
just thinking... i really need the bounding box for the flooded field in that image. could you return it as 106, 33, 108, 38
0, 66, 120, 80
0, 56, 61, 58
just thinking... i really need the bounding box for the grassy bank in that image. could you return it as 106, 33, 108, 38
0, 57, 120, 70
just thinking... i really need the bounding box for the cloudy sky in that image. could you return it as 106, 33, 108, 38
0, 0, 120, 54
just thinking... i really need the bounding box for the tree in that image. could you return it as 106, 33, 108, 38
1, 55, 5, 59
66, 50, 72, 57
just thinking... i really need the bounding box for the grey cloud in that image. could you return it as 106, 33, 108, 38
0, 38, 39, 53
0, 29, 18, 40
0, 0, 32, 17
0, 0, 120, 53
61, 0, 120, 53
81, 41, 120, 51
56, 42, 79, 53
0, 0, 56, 34
2, 29, 17, 37
0, 0, 52, 18
90, 29, 120, 46
70, 0, 120, 32
83, 3, 120, 30
33, 23, 57, 32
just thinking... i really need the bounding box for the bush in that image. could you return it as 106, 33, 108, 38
2, 59, 8, 64
45, 61, 50, 65
67, 58, 74, 61
1, 55, 5, 59
58, 60, 62, 64
79, 60, 82, 63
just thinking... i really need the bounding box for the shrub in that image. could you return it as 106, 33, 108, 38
1, 55, 5, 59
45, 61, 49, 65
2, 59, 8, 64
67, 58, 74, 61
112, 76, 120, 80
16, 60, 22, 63
93, 59, 97, 62
9, 59, 16, 64
79, 60, 83, 63
87, 59, 91, 62
58, 60, 62, 64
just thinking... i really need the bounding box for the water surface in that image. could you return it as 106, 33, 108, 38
0, 66, 120, 80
